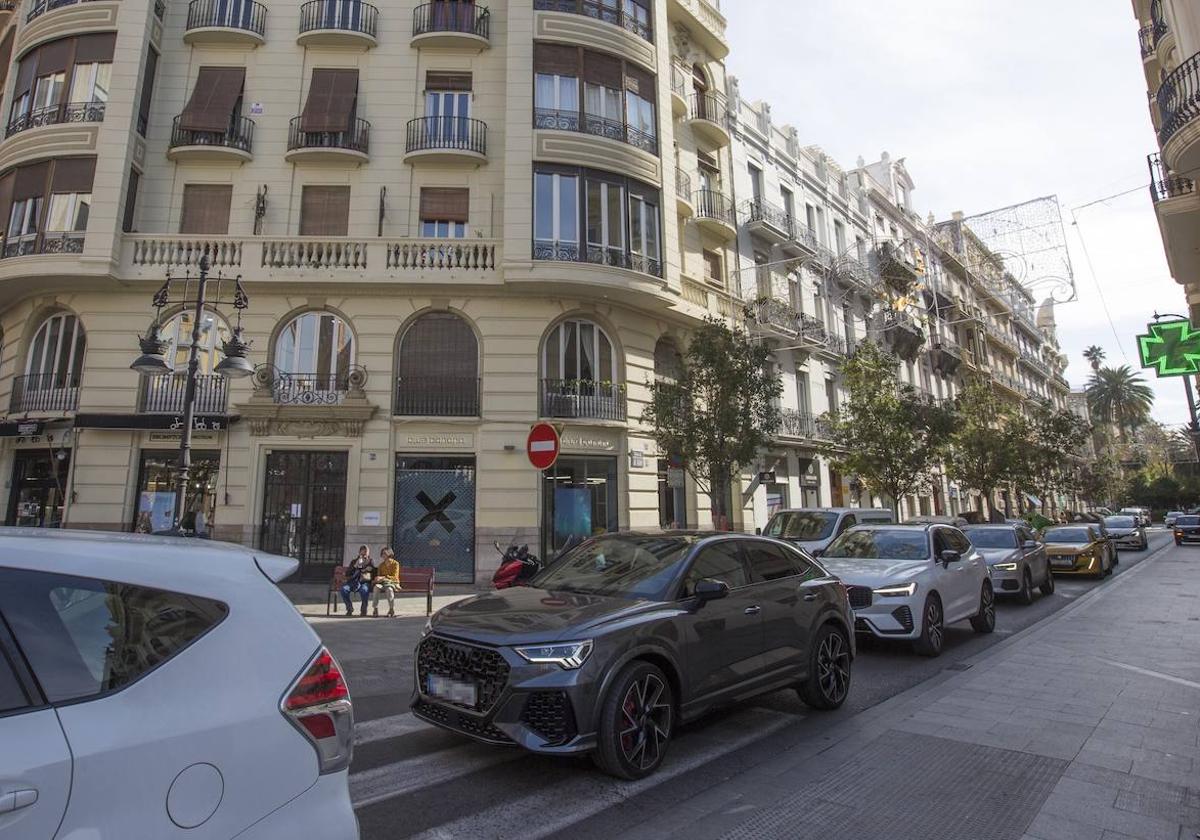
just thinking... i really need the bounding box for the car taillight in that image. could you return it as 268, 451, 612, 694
281, 647, 354, 774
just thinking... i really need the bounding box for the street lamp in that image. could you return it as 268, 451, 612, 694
131, 254, 251, 535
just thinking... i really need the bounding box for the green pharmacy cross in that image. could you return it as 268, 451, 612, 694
1138, 319, 1200, 378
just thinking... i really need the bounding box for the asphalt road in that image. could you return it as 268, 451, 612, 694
316, 528, 1173, 840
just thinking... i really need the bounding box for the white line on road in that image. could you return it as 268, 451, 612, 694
355, 712, 427, 745
351, 742, 522, 809
1097, 658, 1200, 692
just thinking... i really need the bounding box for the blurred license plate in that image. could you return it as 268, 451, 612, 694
1051, 557, 1075, 568
427, 674, 477, 706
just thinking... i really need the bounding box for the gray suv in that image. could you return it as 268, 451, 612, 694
412, 532, 854, 779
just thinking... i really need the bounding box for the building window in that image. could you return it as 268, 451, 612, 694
543, 318, 617, 383
781, 185, 795, 221
396, 312, 479, 416
176, 66, 247, 147
834, 219, 846, 255
45, 191, 91, 237
179, 184, 233, 235
16, 312, 86, 413
702, 249, 723, 286
418, 187, 468, 238
273, 312, 355, 400
533, 170, 580, 260
137, 47, 158, 137
134, 451, 220, 535
1, 157, 95, 257
122, 168, 140, 233
8, 34, 114, 136
299, 185, 350, 236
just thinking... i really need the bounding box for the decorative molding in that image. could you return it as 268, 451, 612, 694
0, 125, 98, 173
237, 396, 378, 438
17, 2, 120, 57
535, 131, 660, 185
534, 11, 656, 72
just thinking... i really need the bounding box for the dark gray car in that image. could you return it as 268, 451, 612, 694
963, 524, 1053, 604
411, 532, 855, 779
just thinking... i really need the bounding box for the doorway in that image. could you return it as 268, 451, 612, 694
7, 450, 70, 527
259, 451, 348, 581
394, 455, 476, 584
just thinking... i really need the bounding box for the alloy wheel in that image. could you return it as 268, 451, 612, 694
618, 673, 672, 772
926, 599, 943, 651
816, 631, 851, 704
981, 584, 995, 628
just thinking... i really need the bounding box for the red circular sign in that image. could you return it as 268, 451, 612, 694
527, 422, 561, 471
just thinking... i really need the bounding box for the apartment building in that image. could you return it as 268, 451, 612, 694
1137, 0, 1200, 318
0, 0, 742, 583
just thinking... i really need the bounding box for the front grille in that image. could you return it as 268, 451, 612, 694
413, 699, 514, 744
847, 586, 873, 609
1000, 580, 1020, 591
417, 635, 510, 713
891, 605, 914, 633
520, 691, 578, 746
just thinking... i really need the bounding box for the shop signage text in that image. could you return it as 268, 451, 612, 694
406, 433, 474, 448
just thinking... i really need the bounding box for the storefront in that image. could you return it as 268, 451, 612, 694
393, 454, 476, 584
657, 456, 687, 529
133, 450, 221, 534
6, 448, 71, 527
259, 450, 349, 581
541, 454, 618, 558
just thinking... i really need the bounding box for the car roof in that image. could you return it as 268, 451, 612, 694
848, 523, 935, 531
770, 507, 892, 515
963, 523, 1017, 529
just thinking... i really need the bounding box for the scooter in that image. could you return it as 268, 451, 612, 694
492, 542, 541, 589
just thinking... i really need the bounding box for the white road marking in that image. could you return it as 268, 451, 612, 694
351, 742, 522, 808
355, 712, 428, 745
1097, 658, 1200, 692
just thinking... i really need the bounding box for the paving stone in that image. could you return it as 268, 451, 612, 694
1025, 812, 1104, 840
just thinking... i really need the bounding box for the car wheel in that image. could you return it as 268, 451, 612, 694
970, 581, 996, 633
1112, 549, 1119, 566
1017, 568, 1034, 606
912, 594, 944, 657
797, 624, 852, 710
592, 661, 674, 781
1039, 566, 1055, 597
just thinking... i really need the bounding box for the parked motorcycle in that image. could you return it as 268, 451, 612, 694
492, 542, 541, 590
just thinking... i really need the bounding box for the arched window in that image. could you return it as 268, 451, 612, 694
141, 310, 231, 414
17, 312, 85, 412
542, 319, 624, 420
396, 312, 479, 416
271, 312, 354, 403
159, 309, 230, 374
691, 64, 708, 96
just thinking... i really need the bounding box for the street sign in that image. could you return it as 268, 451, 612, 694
1138, 319, 1200, 377
526, 422, 561, 470
758, 470, 777, 484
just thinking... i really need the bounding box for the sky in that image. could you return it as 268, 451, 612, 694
725, 1, 1189, 425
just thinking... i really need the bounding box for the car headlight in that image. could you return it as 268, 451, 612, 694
515, 640, 593, 669
993, 563, 1018, 571
422, 617, 434, 637
873, 582, 917, 597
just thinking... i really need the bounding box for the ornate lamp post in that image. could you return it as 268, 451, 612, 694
131, 254, 253, 535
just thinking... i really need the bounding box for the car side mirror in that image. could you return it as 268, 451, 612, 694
1022, 540, 1039, 549
939, 549, 961, 566
693, 578, 730, 603
811, 548, 824, 558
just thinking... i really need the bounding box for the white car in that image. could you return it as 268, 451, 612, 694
817, 524, 995, 657
0, 529, 358, 839
1165, 511, 1184, 529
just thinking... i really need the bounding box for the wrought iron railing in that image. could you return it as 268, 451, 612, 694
0, 1, 16, 9
777, 408, 831, 441
532, 0, 651, 41
1148, 151, 1195, 202
299, 0, 379, 37
288, 116, 371, 155
10, 373, 80, 413
533, 107, 657, 155
26, 0, 95, 22
1158, 50, 1200, 149
187, 0, 269, 37
406, 116, 487, 156
541, 379, 626, 421
2, 231, 85, 258
412, 2, 489, 40
799, 313, 827, 343
170, 114, 255, 154
6, 100, 105, 137
693, 189, 736, 228
676, 170, 692, 202
254, 365, 366, 405
753, 298, 798, 334
532, 238, 661, 277
394, 376, 480, 416
742, 197, 793, 237
689, 92, 728, 128
139, 374, 229, 415
1139, 24, 1156, 58
1150, 0, 1169, 46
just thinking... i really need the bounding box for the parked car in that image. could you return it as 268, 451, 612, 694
906, 515, 971, 527
1118, 507, 1147, 527
1103, 515, 1148, 551
1043, 525, 1113, 578
1174, 514, 1200, 545
817, 524, 995, 658
1165, 511, 1185, 529
1067, 513, 1119, 567
762, 507, 894, 556
0, 529, 358, 840
962, 524, 1054, 604
412, 532, 854, 780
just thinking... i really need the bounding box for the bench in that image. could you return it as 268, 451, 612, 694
326, 565, 436, 616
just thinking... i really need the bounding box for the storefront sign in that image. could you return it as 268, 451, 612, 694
405, 433, 474, 449
74, 413, 236, 431
148, 432, 219, 443
667, 467, 686, 489
560, 434, 616, 452
16, 422, 39, 436
629, 450, 645, 468
361, 511, 382, 527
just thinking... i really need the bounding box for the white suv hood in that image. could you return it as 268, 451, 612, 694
818, 557, 928, 588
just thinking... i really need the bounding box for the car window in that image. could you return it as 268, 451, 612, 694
765, 511, 837, 541
683, 543, 748, 595
931, 529, 950, 556
944, 529, 971, 553
0, 642, 31, 714
744, 541, 803, 582
837, 514, 857, 534
0, 569, 228, 704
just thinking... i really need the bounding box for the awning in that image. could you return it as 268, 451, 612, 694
300, 68, 358, 132
179, 67, 246, 132
73, 414, 238, 431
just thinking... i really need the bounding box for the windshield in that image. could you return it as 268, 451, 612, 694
1178, 516, 1200, 526
963, 528, 1017, 549
529, 535, 693, 600
1044, 528, 1092, 544
1104, 516, 1135, 528
765, 511, 838, 541
823, 529, 929, 560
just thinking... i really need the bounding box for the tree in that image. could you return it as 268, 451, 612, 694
820, 341, 955, 518
1022, 399, 1093, 514
641, 317, 781, 528
1078, 454, 1122, 509
1083, 345, 1106, 372
944, 380, 1026, 522
1086, 365, 1154, 441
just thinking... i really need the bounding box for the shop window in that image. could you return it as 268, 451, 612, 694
542, 455, 618, 556
133, 450, 221, 535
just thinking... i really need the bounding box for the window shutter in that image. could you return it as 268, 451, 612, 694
137, 48, 159, 131
583, 52, 622, 88
180, 184, 233, 235
122, 168, 139, 233
50, 158, 95, 193
419, 188, 469, 223
13, 162, 50, 200
179, 67, 245, 132
300, 69, 358, 132
533, 43, 579, 76
0, 171, 14, 233
300, 185, 350, 236
624, 66, 654, 99
36, 40, 73, 75
73, 33, 116, 63
424, 71, 472, 91
0, 31, 15, 96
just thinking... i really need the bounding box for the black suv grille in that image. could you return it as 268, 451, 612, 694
417, 635, 510, 713
413, 699, 514, 744
520, 691, 578, 746
891, 605, 914, 633
847, 586, 872, 609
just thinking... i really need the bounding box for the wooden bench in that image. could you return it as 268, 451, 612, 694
326, 565, 436, 616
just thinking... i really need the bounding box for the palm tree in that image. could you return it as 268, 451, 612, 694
1086, 365, 1154, 441
1083, 346, 1106, 371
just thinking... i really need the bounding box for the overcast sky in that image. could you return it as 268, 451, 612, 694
725, 1, 1188, 425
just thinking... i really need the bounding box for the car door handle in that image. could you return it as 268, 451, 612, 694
744, 605, 761, 615
802, 593, 818, 602
0, 789, 38, 814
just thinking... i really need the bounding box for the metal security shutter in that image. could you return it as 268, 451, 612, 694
419, 188, 469, 223
138, 48, 159, 133
300, 68, 358, 132
398, 313, 477, 379
179, 184, 233, 234
179, 67, 245, 132
533, 43, 579, 75
582, 52, 622, 88
73, 33, 116, 62
299, 185, 350, 236
122, 168, 139, 233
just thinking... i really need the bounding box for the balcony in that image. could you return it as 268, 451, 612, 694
742, 198, 793, 245
184, 0, 268, 46
297, 0, 378, 48
533, 108, 657, 156
534, 0, 650, 42
752, 298, 798, 337
167, 115, 255, 163
1139, 24, 1155, 60
666, 0, 727, 60
692, 189, 736, 241
675, 170, 694, 218
1150, 0, 1170, 49
532, 239, 662, 278
1147, 151, 1200, 284
541, 379, 626, 422
687, 93, 730, 147
10, 373, 79, 414
412, 3, 490, 49
776, 409, 830, 444
139, 374, 229, 415
394, 376, 480, 417
405, 116, 488, 166
1148, 151, 1195, 203
931, 334, 964, 377
799, 313, 828, 345
875, 241, 921, 292
0, 2, 14, 9
879, 311, 924, 362
670, 64, 689, 118
1157, 51, 1200, 178
253, 366, 366, 406
26, 0, 90, 22
6, 100, 105, 138
829, 255, 875, 292
285, 117, 370, 164
2, 231, 84, 258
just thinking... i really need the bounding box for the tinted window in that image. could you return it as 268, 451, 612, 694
0, 569, 228, 704
836, 514, 857, 534
1043, 528, 1093, 544
944, 529, 972, 553
1105, 517, 1135, 528
745, 541, 803, 581
962, 528, 1017, 549
683, 542, 748, 595
824, 529, 930, 560
0, 643, 30, 714
531, 536, 694, 600
765, 511, 837, 541
1178, 516, 1200, 526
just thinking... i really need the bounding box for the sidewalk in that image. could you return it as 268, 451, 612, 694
280, 581, 478, 620
622, 542, 1200, 840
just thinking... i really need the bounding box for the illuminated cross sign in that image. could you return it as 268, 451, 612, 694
1137, 319, 1200, 378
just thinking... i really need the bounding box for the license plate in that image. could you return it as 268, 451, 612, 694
1051, 557, 1076, 568
427, 674, 478, 707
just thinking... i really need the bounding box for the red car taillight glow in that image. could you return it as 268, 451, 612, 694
282, 647, 354, 774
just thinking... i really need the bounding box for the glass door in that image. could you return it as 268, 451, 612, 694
425, 90, 470, 146
259, 451, 348, 581
7, 450, 70, 528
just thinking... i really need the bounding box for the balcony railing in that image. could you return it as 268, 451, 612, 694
777, 409, 831, 441
2, 231, 84, 258
255, 366, 365, 406
140, 374, 229, 415
533, 0, 651, 42
742, 197, 793, 237
1139, 24, 1155, 58
689, 92, 728, 127
799, 313, 827, 343
10, 373, 80, 414
406, 116, 487, 156
26, 0, 95, 23
676, 169, 691, 202
170, 114, 255, 154
394, 376, 480, 417
0, 1, 15, 9
693, 189, 736, 227
541, 379, 626, 421
533, 107, 657, 155
6, 100, 105, 137
1150, 0, 1169, 46
287, 116, 371, 156
299, 0, 379, 38
1148, 151, 1195, 202
413, 2, 490, 39
186, 0, 268, 36
1157, 50, 1200, 149
753, 298, 798, 335
531, 238, 662, 277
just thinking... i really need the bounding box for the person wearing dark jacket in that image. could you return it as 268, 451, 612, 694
340, 545, 375, 616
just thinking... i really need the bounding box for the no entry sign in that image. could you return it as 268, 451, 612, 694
527, 422, 561, 470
